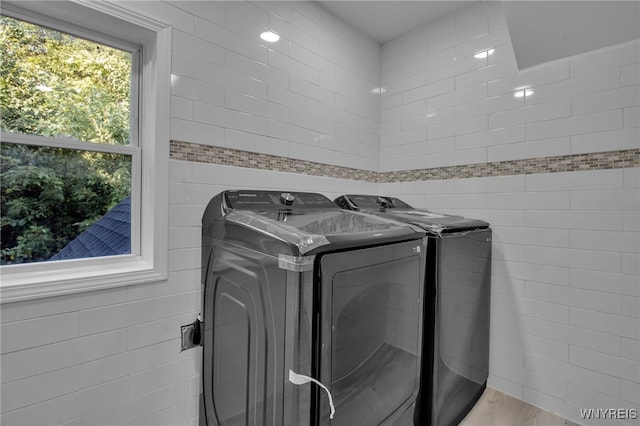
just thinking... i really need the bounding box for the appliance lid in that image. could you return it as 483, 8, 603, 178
222, 190, 426, 254
336, 194, 490, 235
382, 210, 490, 235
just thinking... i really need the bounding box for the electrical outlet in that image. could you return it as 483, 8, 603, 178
180, 319, 201, 352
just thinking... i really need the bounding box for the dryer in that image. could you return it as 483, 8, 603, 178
200, 190, 427, 426
334, 195, 491, 426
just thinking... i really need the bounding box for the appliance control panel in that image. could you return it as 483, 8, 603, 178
225, 190, 337, 210
343, 195, 414, 210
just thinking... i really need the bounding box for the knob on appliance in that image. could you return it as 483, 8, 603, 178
280, 192, 295, 206
376, 196, 390, 209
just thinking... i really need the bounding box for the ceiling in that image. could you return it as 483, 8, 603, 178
317, 1, 477, 45
317, 1, 640, 69
503, 1, 640, 70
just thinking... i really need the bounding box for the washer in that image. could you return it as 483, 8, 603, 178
201, 190, 428, 426
334, 194, 491, 426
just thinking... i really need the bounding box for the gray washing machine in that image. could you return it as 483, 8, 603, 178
334, 195, 491, 426
200, 190, 428, 426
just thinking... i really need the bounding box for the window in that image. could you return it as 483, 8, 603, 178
0, 1, 170, 302
1, 15, 137, 265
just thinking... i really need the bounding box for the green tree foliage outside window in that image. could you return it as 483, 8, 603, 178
1, 16, 133, 265
1, 16, 132, 143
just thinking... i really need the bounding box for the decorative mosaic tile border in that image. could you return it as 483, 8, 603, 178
170, 140, 376, 181
170, 140, 640, 183
381, 149, 640, 183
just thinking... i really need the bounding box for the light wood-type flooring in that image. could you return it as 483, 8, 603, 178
459, 388, 581, 426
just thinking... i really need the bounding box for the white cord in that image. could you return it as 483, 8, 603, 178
289, 370, 336, 419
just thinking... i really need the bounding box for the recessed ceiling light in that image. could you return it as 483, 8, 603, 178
260, 31, 280, 43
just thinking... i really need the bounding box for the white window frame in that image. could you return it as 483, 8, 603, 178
0, 0, 171, 303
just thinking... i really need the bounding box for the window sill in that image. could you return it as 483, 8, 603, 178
0, 256, 166, 303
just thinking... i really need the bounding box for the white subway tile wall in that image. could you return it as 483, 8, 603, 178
2, 2, 639, 426
380, 11, 639, 423
380, 1, 640, 172
175, 0, 380, 172
385, 167, 639, 426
